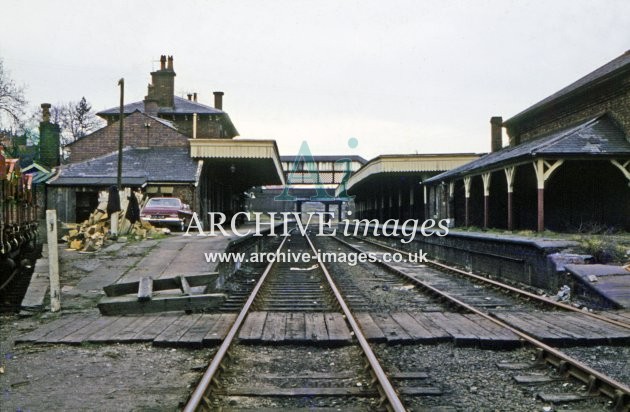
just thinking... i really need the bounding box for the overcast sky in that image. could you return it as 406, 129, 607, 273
1, 0, 628, 159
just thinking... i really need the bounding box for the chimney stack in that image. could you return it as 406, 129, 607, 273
490, 116, 503, 152
41, 103, 51, 123
193, 92, 197, 102
187, 93, 193, 101
213, 91, 224, 110
147, 54, 176, 107
39, 103, 60, 167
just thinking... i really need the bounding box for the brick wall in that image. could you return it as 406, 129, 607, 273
507, 75, 630, 143
68, 111, 189, 163
171, 114, 223, 139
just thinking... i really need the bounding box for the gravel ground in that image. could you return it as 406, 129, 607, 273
209, 344, 379, 410
314, 237, 446, 312
0, 314, 215, 411
562, 345, 630, 386
376, 343, 615, 411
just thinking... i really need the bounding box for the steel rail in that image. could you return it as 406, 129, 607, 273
332, 235, 630, 410
356, 236, 630, 330
183, 236, 289, 412
0, 266, 19, 292
304, 232, 406, 412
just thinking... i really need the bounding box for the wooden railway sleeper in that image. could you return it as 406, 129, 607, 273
557, 360, 569, 376
535, 347, 628, 408
613, 389, 628, 412
587, 375, 599, 394
201, 396, 212, 409
210, 377, 220, 388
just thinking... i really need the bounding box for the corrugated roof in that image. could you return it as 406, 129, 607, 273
48, 147, 198, 186
424, 114, 630, 184
505, 50, 630, 126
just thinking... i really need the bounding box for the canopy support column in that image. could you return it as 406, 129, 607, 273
448, 181, 455, 225
532, 159, 563, 232
463, 176, 471, 227
481, 172, 491, 228
504, 166, 516, 230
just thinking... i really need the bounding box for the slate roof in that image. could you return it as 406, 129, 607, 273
97, 96, 225, 116
424, 114, 630, 184
48, 147, 198, 186
506, 50, 630, 126
97, 96, 239, 137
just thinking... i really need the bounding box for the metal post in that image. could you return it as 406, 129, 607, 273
46, 210, 61, 312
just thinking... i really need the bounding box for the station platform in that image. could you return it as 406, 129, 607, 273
566, 264, 630, 309
19, 224, 261, 314
365, 225, 630, 309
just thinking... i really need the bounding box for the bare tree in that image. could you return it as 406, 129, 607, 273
0, 57, 27, 129
53, 97, 104, 145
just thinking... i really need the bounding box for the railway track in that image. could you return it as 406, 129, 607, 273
185, 228, 629, 410
332, 234, 630, 329
185, 230, 408, 411
321, 233, 630, 410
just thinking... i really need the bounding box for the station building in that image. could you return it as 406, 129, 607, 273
47, 55, 284, 224
423, 50, 630, 232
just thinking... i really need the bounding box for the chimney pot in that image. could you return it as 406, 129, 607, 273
41, 103, 52, 123
187, 93, 193, 101
167, 55, 174, 70
193, 92, 197, 102
490, 116, 503, 152
213, 91, 224, 110
160, 55, 166, 70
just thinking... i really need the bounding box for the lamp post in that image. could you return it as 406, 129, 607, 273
111, 78, 124, 237
117, 78, 124, 190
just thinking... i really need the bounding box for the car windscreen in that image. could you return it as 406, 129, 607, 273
146, 198, 180, 207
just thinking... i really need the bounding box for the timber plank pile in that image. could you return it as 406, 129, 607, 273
61, 193, 167, 253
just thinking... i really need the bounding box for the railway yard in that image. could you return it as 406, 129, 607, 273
1, 227, 629, 411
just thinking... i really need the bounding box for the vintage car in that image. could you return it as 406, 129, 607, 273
140, 197, 192, 231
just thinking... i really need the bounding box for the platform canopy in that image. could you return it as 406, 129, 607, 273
339, 153, 480, 196
189, 138, 285, 191
422, 114, 630, 232
424, 114, 630, 183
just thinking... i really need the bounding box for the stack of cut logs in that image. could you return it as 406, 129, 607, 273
62, 198, 169, 252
